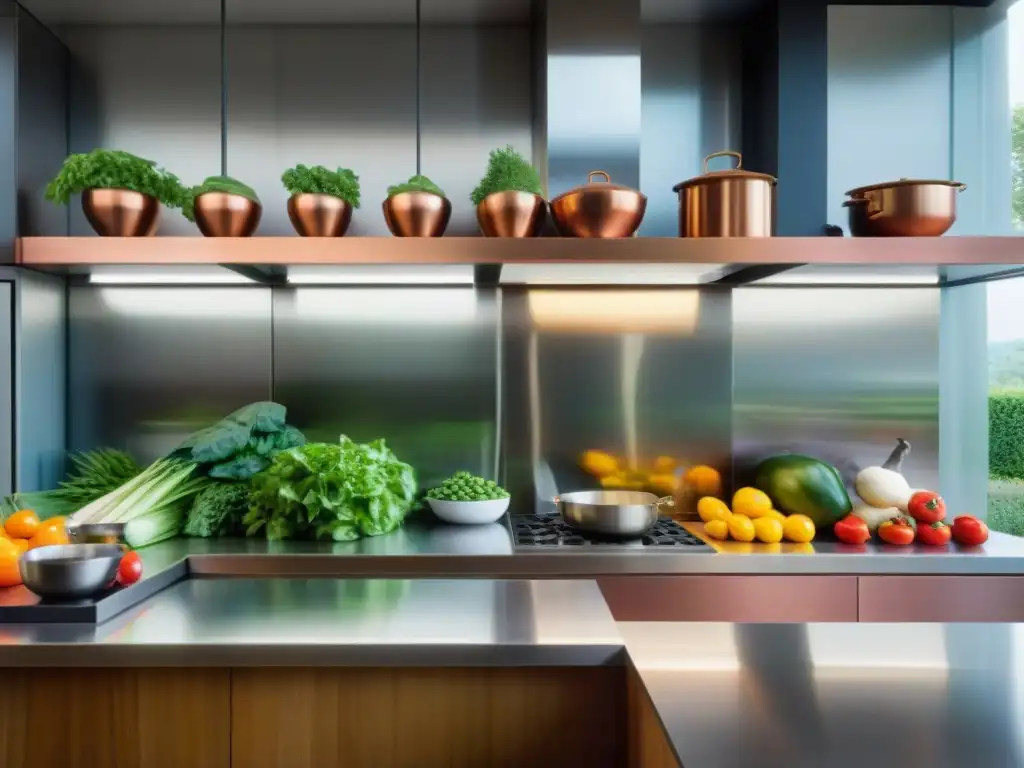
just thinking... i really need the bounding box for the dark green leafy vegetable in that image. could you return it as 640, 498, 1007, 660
470, 145, 543, 205
184, 482, 250, 538
282, 164, 361, 208
428, 470, 509, 502
387, 174, 445, 198
245, 435, 417, 542
182, 175, 260, 222
44, 149, 188, 209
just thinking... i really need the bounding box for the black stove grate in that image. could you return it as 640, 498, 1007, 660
511, 514, 709, 548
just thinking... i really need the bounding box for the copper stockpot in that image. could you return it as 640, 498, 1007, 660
550, 171, 646, 238
383, 191, 451, 237
194, 192, 262, 237
82, 189, 160, 236
843, 178, 965, 237
673, 151, 776, 237
477, 191, 546, 237
287, 193, 353, 237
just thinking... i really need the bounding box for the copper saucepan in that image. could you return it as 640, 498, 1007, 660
673, 150, 776, 237
843, 178, 966, 237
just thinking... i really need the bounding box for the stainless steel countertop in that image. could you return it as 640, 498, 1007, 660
623, 621, 1024, 768
0, 578, 623, 667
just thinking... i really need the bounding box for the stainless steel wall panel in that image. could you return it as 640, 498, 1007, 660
640, 22, 741, 236
0, 5, 15, 258
501, 287, 732, 509
0, 280, 12, 495
225, 25, 417, 236
420, 25, 533, 235
732, 287, 940, 496
15, 270, 66, 492
62, 25, 221, 236
67, 287, 272, 463
544, 0, 640, 197
16, 8, 69, 237
272, 287, 499, 489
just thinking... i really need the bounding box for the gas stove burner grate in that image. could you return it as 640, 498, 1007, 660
511, 514, 708, 548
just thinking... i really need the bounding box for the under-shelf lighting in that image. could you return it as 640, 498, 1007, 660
500, 263, 728, 285
88, 265, 255, 285
286, 265, 475, 285
753, 265, 941, 286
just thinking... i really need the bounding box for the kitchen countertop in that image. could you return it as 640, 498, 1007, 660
0, 577, 623, 667
622, 620, 1024, 768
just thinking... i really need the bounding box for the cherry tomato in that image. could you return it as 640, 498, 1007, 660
0, 539, 21, 588
907, 491, 946, 525
834, 514, 871, 545
4, 510, 39, 540
116, 551, 143, 586
878, 516, 915, 546
951, 515, 989, 547
916, 521, 952, 547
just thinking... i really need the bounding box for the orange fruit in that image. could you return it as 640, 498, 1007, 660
683, 465, 722, 497
11, 538, 29, 556
4, 510, 40, 540
28, 524, 69, 549
0, 542, 21, 588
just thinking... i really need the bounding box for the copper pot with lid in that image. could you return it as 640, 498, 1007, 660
550, 171, 647, 238
843, 178, 965, 237
673, 151, 776, 238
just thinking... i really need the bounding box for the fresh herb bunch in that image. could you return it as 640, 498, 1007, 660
44, 149, 188, 208
282, 164, 361, 208
428, 471, 509, 502
387, 174, 445, 198
470, 146, 543, 206
182, 175, 260, 222
184, 482, 250, 538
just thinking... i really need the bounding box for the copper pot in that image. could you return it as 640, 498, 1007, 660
383, 191, 451, 237
476, 191, 546, 237
549, 171, 646, 238
843, 179, 965, 237
194, 192, 262, 237
82, 189, 160, 237
673, 151, 775, 238
287, 193, 353, 237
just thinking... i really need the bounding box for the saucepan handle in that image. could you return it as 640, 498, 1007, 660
655, 496, 675, 508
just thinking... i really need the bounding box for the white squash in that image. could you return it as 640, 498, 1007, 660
851, 503, 902, 533
855, 438, 913, 510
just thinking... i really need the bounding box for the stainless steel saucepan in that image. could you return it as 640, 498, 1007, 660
555, 490, 674, 537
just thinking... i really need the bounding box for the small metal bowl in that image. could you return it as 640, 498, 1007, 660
19, 544, 123, 600
66, 522, 126, 546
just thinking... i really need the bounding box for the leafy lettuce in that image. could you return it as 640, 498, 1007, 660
244, 436, 417, 541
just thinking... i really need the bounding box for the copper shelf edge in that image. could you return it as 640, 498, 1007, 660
14, 235, 1024, 266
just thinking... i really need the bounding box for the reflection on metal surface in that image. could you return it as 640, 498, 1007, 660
732, 288, 939, 492
68, 287, 272, 462
626, 621, 1024, 767
504, 287, 732, 510
527, 290, 700, 334
274, 288, 498, 488
286, 265, 474, 285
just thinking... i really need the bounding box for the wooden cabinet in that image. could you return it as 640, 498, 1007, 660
627, 666, 680, 768
599, 576, 860, 622
858, 576, 1024, 622
0, 668, 231, 768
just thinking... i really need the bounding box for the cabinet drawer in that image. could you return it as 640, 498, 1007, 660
598, 576, 858, 622
859, 576, 1024, 622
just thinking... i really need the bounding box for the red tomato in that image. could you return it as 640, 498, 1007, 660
877, 517, 915, 546
834, 514, 871, 545
916, 521, 952, 547
116, 551, 143, 586
951, 515, 989, 547
907, 491, 946, 524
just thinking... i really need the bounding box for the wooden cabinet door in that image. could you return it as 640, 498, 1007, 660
0, 668, 230, 768
599, 576, 859, 622
859, 576, 1024, 621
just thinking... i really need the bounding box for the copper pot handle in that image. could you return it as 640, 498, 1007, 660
587, 171, 611, 184
703, 150, 743, 174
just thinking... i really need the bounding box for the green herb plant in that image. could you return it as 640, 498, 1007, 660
282, 164, 361, 208
428, 471, 509, 502
470, 145, 543, 206
387, 174, 446, 198
44, 149, 188, 209
182, 175, 260, 222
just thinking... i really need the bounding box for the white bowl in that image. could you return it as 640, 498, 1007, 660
427, 497, 510, 525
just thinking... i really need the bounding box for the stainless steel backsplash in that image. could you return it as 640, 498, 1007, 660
66, 285, 940, 503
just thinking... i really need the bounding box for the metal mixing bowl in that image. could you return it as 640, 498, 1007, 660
66, 522, 126, 545
19, 544, 123, 600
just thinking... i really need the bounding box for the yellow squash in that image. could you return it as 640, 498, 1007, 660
727, 514, 756, 542
753, 517, 784, 544
732, 487, 773, 519
704, 519, 729, 540
697, 496, 732, 524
